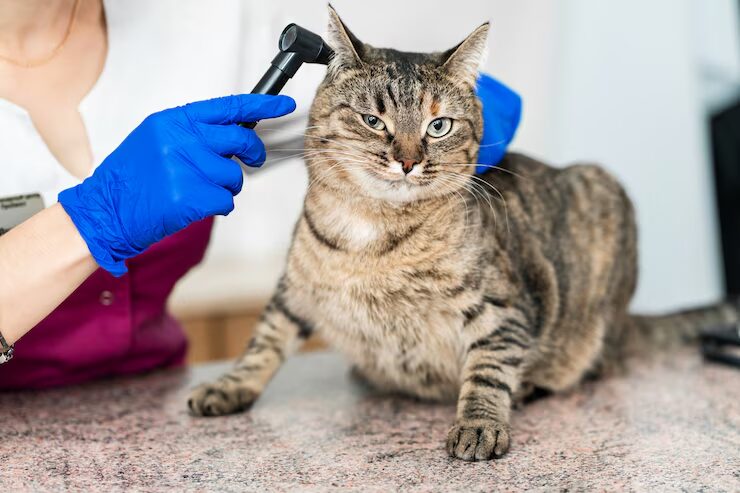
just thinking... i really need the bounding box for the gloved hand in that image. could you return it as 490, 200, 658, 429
59, 94, 296, 277
475, 73, 522, 174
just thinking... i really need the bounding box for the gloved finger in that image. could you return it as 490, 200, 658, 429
189, 150, 245, 195
195, 122, 267, 167
199, 184, 237, 217
183, 94, 296, 125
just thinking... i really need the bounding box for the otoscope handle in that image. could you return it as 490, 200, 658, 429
239, 52, 302, 128
239, 68, 291, 128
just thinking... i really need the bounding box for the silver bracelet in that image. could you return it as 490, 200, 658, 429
0, 331, 14, 364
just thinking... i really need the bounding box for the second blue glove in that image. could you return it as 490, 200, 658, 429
475, 73, 522, 174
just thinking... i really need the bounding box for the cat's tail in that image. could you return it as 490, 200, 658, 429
627, 299, 738, 350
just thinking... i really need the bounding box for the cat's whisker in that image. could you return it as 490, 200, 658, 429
430, 173, 471, 229
304, 159, 377, 195
259, 151, 331, 167
466, 179, 498, 230
435, 169, 510, 239
477, 139, 507, 148
468, 174, 510, 240
454, 187, 470, 230
304, 146, 372, 160
432, 172, 505, 234
261, 145, 368, 160
305, 159, 376, 173
427, 172, 464, 215
306, 166, 375, 196
436, 168, 506, 204
301, 151, 374, 170
259, 127, 366, 153
266, 145, 361, 153
304, 153, 370, 165
440, 162, 528, 180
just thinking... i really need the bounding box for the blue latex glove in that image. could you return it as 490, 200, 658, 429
59, 94, 296, 277
475, 73, 522, 174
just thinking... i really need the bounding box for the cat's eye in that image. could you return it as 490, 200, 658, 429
426, 117, 452, 138
362, 114, 386, 131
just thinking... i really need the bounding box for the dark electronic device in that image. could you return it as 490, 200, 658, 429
701, 324, 740, 368
239, 24, 334, 128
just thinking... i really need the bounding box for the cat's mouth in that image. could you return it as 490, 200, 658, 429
342, 163, 448, 203
367, 164, 426, 186
382, 175, 415, 184
375, 172, 424, 188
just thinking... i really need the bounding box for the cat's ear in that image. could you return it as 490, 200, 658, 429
326, 4, 365, 73
441, 22, 490, 86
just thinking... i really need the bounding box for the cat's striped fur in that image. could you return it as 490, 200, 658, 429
188, 6, 737, 461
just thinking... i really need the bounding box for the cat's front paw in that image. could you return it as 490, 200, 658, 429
446, 419, 511, 461
187, 378, 259, 417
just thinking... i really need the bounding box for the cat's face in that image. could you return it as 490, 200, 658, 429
306, 7, 488, 203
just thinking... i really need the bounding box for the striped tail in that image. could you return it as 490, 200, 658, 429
628, 300, 738, 350
628, 301, 740, 349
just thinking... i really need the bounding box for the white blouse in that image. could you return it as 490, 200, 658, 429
0, 0, 325, 207
0, 0, 328, 308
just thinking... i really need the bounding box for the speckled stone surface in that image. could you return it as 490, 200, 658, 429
1, 350, 739, 492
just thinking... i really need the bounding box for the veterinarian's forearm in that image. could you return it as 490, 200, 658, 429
0, 204, 97, 344
0, 95, 297, 346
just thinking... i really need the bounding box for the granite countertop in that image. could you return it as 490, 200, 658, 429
2, 350, 739, 492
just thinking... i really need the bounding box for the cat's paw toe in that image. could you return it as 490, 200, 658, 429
187, 379, 259, 417
446, 419, 510, 461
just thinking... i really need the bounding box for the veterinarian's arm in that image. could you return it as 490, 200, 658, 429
0, 95, 295, 348
0, 204, 97, 345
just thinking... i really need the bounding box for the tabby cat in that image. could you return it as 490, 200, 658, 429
188, 6, 737, 461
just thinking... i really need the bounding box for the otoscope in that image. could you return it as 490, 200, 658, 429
239, 24, 334, 128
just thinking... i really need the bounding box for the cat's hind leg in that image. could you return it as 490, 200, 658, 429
187, 290, 313, 417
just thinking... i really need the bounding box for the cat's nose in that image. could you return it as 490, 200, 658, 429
400, 159, 419, 174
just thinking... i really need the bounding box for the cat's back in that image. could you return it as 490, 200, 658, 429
479, 153, 638, 376
484, 152, 626, 200
480, 152, 633, 239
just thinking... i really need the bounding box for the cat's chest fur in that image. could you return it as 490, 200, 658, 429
286, 205, 476, 401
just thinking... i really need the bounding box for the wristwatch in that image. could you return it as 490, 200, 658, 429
0, 331, 14, 364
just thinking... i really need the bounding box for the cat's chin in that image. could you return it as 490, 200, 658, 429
347, 168, 437, 204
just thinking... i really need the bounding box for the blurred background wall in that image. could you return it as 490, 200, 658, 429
171, 0, 740, 325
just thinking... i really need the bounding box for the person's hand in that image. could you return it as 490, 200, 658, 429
59, 94, 296, 276
475, 73, 522, 174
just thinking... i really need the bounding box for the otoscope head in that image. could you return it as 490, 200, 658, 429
279, 24, 334, 66
239, 23, 334, 127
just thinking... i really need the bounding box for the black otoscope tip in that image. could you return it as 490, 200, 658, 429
239, 24, 334, 129
279, 24, 334, 65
